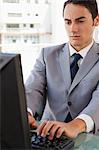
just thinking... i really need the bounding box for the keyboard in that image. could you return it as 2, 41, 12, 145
30, 130, 74, 150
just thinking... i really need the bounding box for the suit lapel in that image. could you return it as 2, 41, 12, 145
59, 44, 71, 90
69, 42, 99, 94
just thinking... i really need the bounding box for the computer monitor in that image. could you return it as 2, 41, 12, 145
0, 53, 31, 149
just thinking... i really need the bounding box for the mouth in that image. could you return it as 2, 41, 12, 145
70, 35, 80, 37
70, 36, 80, 40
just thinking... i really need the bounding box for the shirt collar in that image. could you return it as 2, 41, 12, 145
69, 40, 94, 58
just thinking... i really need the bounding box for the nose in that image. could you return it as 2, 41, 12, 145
70, 23, 79, 32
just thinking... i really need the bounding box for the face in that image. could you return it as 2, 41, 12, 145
63, 4, 99, 51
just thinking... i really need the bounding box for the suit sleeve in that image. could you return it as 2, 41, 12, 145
80, 81, 99, 135
25, 48, 47, 120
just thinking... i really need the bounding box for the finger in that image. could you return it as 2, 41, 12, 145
37, 121, 47, 135
56, 127, 65, 138
48, 125, 59, 140
28, 115, 37, 127
40, 121, 54, 137
31, 120, 38, 128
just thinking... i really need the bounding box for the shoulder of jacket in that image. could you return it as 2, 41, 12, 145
43, 43, 67, 53
95, 42, 99, 46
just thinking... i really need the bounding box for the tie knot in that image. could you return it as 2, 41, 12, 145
72, 53, 82, 62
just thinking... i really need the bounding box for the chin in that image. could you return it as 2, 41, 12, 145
71, 41, 81, 47
70, 42, 83, 50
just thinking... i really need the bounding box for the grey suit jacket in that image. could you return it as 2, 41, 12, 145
25, 42, 99, 135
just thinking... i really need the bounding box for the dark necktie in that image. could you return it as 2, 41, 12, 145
64, 53, 82, 123
70, 53, 82, 82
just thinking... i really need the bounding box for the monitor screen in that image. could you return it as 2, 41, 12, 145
0, 53, 31, 149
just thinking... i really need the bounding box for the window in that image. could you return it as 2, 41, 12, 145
32, 35, 39, 44
45, 0, 49, 4
23, 24, 27, 27
6, 24, 19, 29
27, 13, 30, 16
8, 13, 22, 17
12, 39, 16, 43
35, 0, 38, 4
35, 13, 38, 16
5, 35, 21, 44
3, 0, 19, 3
24, 39, 27, 43
30, 24, 34, 28
23, 35, 39, 44
27, 0, 30, 3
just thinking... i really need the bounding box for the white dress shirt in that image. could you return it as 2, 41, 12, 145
69, 41, 94, 132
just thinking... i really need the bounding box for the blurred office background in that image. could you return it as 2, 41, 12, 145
0, 0, 99, 81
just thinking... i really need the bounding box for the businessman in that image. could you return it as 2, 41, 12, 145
25, 0, 99, 139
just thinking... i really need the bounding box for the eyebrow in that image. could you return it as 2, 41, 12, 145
64, 16, 86, 21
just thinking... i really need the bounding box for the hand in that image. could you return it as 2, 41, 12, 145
37, 119, 86, 140
28, 113, 38, 129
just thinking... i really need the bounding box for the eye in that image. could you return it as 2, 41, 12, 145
65, 20, 71, 25
77, 20, 85, 23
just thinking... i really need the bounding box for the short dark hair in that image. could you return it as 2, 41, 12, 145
63, 0, 98, 20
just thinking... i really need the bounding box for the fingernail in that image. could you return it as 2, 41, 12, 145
56, 134, 60, 138
41, 133, 45, 137
37, 130, 40, 135
49, 136, 53, 140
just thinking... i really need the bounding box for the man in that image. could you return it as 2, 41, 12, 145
25, 0, 99, 140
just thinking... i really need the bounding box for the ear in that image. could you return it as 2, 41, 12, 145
94, 14, 99, 26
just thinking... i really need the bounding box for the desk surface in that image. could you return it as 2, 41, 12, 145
73, 133, 99, 150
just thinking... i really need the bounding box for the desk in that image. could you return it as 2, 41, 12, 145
73, 133, 99, 150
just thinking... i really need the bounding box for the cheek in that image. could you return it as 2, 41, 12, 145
83, 28, 93, 38
81, 25, 94, 38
